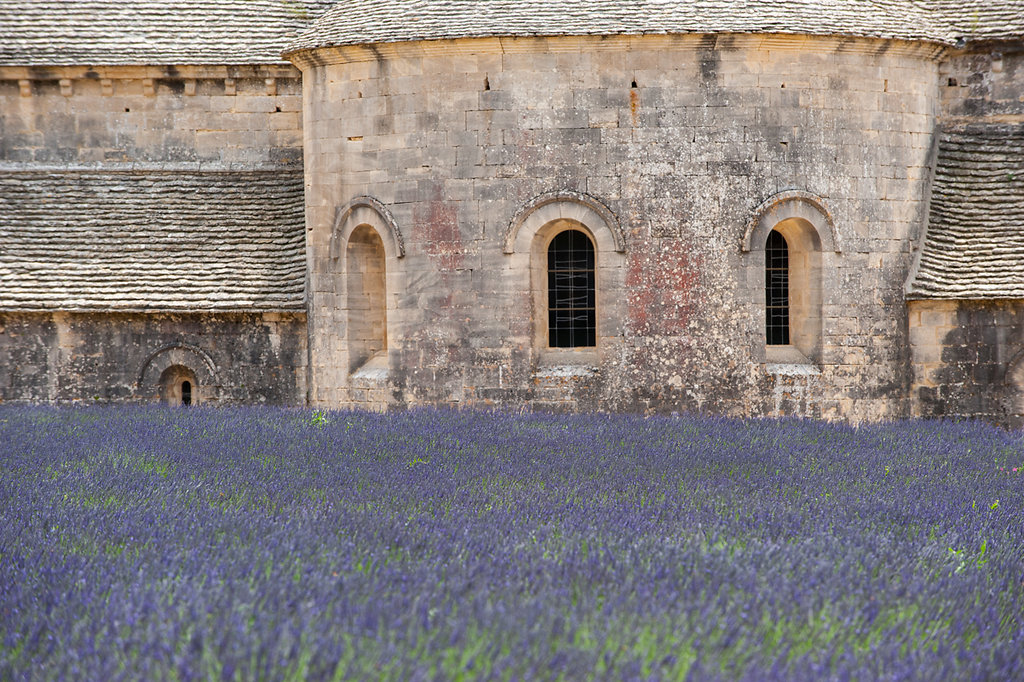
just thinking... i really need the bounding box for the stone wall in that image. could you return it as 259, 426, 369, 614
909, 300, 1024, 427
0, 312, 307, 405
0, 63, 310, 408
0, 64, 303, 166
940, 44, 1024, 122
294, 33, 943, 420
904, 44, 1024, 428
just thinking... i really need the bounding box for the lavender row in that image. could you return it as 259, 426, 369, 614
1, 406, 1022, 680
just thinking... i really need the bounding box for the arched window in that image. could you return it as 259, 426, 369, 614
346, 224, 388, 372
548, 229, 596, 348
765, 230, 789, 346
745, 192, 836, 365
506, 192, 626, 362
181, 380, 192, 406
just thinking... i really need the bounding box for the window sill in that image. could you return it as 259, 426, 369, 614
765, 345, 819, 376
351, 351, 389, 382
534, 364, 597, 380
538, 347, 599, 370
766, 363, 820, 377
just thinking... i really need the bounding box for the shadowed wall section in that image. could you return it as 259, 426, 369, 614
0, 312, 306, 405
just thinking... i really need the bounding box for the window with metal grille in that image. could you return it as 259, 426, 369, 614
548, 229, 596, 348
766, 229, 790, 345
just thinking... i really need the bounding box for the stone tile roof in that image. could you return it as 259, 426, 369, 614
0, 1, 334, 66
0, 170, 306, 312
3, 1, 1019, 66
908, 125, 1024, 300
918, 1, 1024, 42
286, 0, 964, 53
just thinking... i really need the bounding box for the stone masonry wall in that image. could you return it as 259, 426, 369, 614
0, 64, 303, 166
296, 33, 943, 420
0, 64, 310, 407
904, 44, 1024, 428
909, 300, 1024, 427
0, 312, 307, 405
939, 44, 1024, 122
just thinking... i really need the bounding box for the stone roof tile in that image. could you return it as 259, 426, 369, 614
0, 171, 306, 311
4, 1, 1021, 66
286, 0, 960, 54
908, 125, 1024, 300
917, 1, 1024, 41
0, 0, 334, 66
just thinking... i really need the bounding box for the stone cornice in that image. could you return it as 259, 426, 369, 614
286, 33, 949, 69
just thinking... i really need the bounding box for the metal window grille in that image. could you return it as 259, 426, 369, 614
548, 229, 596, 348
765, 230, 790, 345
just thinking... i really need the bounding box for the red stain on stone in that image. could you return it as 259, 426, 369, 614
415, 187, 463, 271
626, 237, 700, 336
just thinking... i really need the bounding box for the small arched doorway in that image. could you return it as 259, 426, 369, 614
159, 365, 199, 406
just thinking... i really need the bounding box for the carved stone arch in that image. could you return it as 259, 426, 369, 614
330, 195, 405, 261
743, 190, 840, 254
504, 190, 624, 255
138, 344, 219, 404
504, 191, 627, 361
327, 196, 401, 379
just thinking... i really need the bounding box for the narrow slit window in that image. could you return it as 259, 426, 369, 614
548, 229, 596, 348
766, 229, 790, 345
181, 380, 192, 406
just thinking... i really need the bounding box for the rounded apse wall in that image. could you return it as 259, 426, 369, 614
293, 33, 941, 419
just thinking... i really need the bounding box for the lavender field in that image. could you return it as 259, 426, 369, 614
1, 407, 1022, 681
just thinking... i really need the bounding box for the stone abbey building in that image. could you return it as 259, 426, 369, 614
1, 1, 1023, 425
